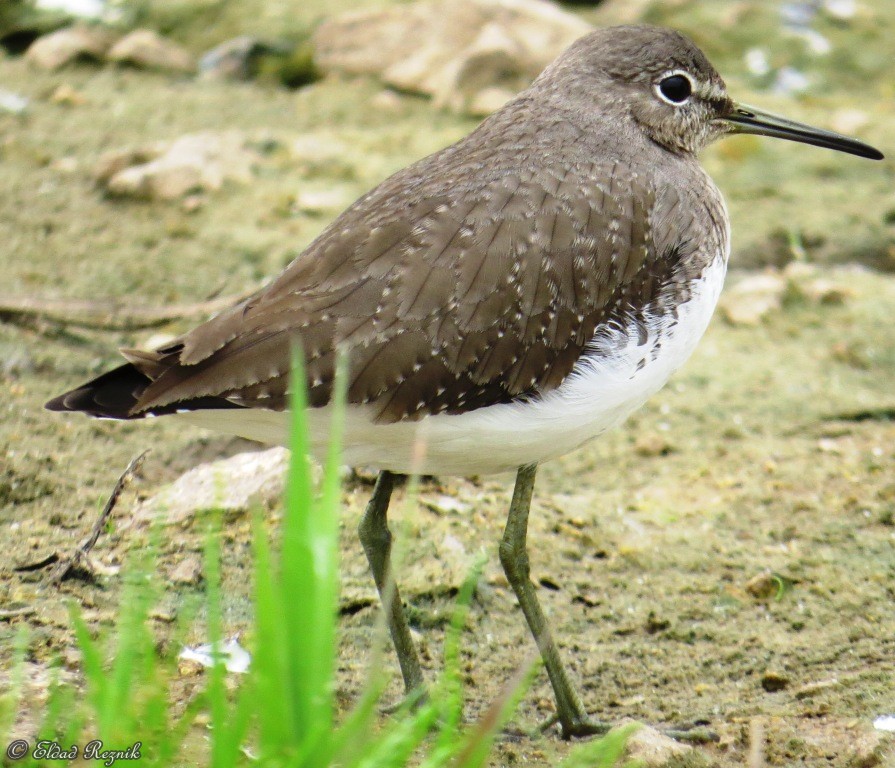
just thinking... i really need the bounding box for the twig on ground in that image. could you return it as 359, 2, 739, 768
0, 287, 256, 332
43, 451, 148, 586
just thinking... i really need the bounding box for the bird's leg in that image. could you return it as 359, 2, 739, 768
499, 464, 610, 740
358, 470, 425, 698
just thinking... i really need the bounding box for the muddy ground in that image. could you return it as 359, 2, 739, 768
1, 1, 894, 766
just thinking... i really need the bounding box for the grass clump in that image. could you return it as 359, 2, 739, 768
0, 351, 637, 766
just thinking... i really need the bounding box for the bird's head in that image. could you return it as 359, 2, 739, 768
540, 25, 882, 161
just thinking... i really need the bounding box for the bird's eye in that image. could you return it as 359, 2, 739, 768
657, 74, 693, 105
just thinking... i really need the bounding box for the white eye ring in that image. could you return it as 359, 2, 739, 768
655, 70, 694, 106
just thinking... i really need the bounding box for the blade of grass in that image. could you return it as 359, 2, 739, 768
0, 626, 28, 740
251, 508, 295, 758
275, 347, 347, 764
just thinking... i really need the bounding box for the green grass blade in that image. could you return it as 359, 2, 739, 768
0, 626, 28, 740
275, 346, 347, 764
251, 508, 295, 758
68, 601, 107, 720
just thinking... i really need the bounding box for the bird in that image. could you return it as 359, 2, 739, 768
47, 25, 882, 739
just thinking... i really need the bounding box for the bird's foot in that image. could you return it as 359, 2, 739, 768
539, 713, 613, 740
381, 685, 428, 715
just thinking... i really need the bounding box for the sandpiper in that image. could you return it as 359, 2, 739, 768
48, 25, 882, 739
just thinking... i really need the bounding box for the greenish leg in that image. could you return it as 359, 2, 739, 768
499, 463, 610, 740
358, 470, 425, 697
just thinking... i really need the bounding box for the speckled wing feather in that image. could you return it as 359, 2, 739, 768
126, 108, 687, 424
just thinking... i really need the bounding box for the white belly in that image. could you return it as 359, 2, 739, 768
180, 256, 727, 475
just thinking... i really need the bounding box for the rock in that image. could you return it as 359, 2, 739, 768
170, 554, 203, 585
293, 188, 352, 215
25, 24, 116, 70
313, 0, 591, 115
0, 89, 28, 115
467, 85, 516, 116
93, 145, 158, 186
49, 83, 87, 106
783, 262, 854, 305
107, 29, 193, 74
718, 271, 786, 326
624, 724, 693, 767
634, 433, 675, 458
744, 569, 779, 598
199, 35, 290, 81
760, 670, 790, 692
590, 0, 655, 25
133, 447, 289, 525
96, 131, 258, 201
830, 108, 869, 135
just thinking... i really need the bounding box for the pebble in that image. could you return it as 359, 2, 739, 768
132, 447, 289, 525
25, 24, 117, 70
623, 724, 693, 767
745, 569, 780, 599
719, 272, 786, 326
761, 670, 791, 692
107, 29, 193, 74
170, 554, 203, 585
199, 36, 287, 81
0, 89, 29, 115
97, 131, 257, 201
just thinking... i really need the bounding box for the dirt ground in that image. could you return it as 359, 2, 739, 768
2, 1, 894, 766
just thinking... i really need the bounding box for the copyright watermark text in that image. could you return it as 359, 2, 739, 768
5, 739, 142, 765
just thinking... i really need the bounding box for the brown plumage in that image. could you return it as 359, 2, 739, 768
45, 24, 882, 739
47, 27, 725, 425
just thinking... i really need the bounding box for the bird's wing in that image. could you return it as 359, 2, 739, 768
131, 156, 680, 423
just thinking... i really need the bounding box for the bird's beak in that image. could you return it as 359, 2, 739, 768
720, 103, 883, 160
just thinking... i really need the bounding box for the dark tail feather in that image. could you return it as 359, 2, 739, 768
45, 363, 241, 419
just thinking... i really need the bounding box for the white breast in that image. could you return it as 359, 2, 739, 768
180, 255, 727, 475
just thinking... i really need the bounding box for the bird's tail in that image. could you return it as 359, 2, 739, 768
45, 347, 241, 419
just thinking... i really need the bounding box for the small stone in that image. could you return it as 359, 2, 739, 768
98, 131, 257, 201
25, 24, 116, 70
830, 108, 869, 135
199, 36, 287, 81
50, 83, 87, 106
745, 569, 779, 599
370, 89, 404, 112
94, 145, 159, 186
421, 494, 471, 515
623, 724, 693, 767
467, 85, 515, 116
634, 433, 674, 458
107, 29, 193, 74
718, 271, 786, 326
294, 188, 352, 214
132, 447, 289, 525
0, 90, 29, 115
761, 670, 790, 692
170, 554, 203, 585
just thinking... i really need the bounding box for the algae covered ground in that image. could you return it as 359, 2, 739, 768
1, 0, 894, 766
